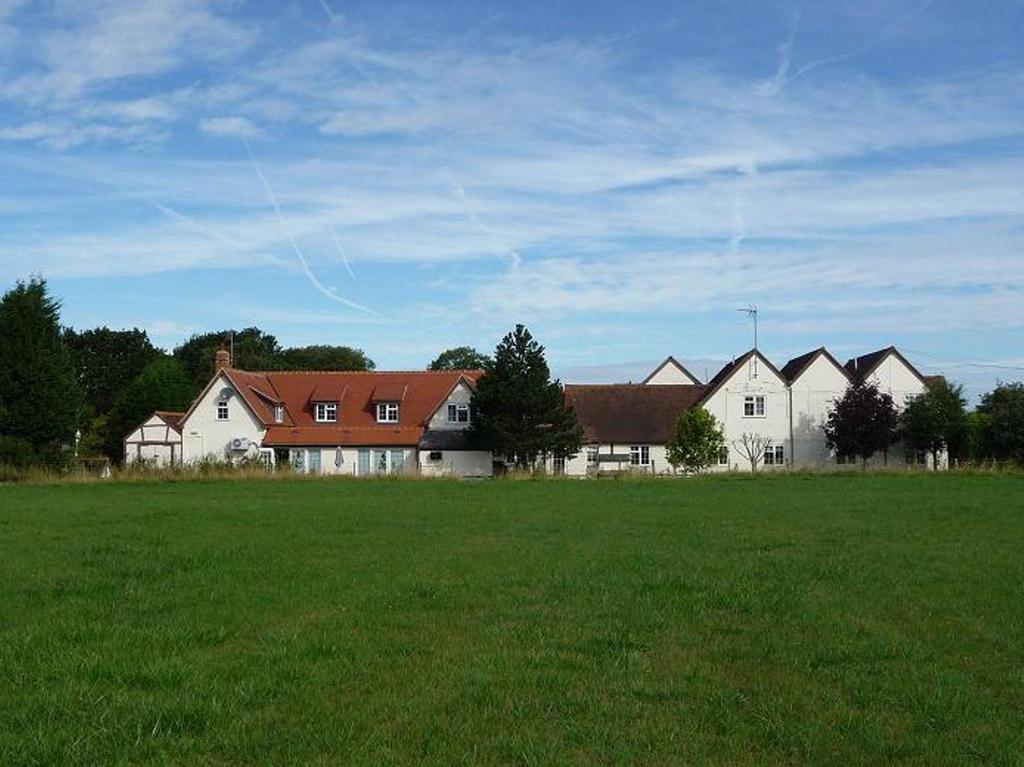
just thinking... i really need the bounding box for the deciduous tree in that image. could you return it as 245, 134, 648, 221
902, 378, 965, 470
823, 381, 900, 466
977, 382, 1024, 464
666, 406, 725, 473
429, 346, 490, 371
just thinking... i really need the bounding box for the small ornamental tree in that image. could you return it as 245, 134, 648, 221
469, 325, 582, 468
733, 432, 773, 473
902, 378, 966, 470
429, 346, 491, 371
666, 406, 725, 473
823, 380, 900, 466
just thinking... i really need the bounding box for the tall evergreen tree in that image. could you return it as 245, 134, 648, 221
823, 380, 900, 466
902, 378, 966, 469
64, 326, 162, 415
469, 325, 582, 468
104, 358, 194, 462
0, 277, 82, 464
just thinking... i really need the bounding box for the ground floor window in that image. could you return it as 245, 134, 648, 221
763, 445, 784, 466
718, 446, 729, 465
290, 448, 323, 474
630, 445, 650, 466
905, 449, 928, 466
357, 448, 407, 476
586, 445, 599, 465
552, 455, 566, 475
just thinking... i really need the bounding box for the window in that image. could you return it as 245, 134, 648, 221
314, 402, 337, 423
216, 401, 229, 421
552, 456, 566, 475
630, 445, 650, 466
718, 446, 730, 465
837, 453, 854, 465
376, 402, 399, 423
274, 404, 284, 423
743, 395, 766, 417
905, 449, 928, 466
447, 403, 471, 423
586, 445, 599, 465
764, 445, 784, 466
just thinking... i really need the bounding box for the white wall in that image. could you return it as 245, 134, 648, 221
124, 415, 182, 466
425, 380, 475, 430
645, 360, 698, 386
560, 444, 674, 476
179, 373, 266, 463
703, 354, 791, 471
418, 450, 493, 477
789, 355, 850, 469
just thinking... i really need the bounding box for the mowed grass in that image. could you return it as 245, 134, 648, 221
1, 476, 1023, 766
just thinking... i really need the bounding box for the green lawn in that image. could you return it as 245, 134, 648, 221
1, 475, 1022, 766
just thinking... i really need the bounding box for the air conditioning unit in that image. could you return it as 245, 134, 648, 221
231, 437, 249, 451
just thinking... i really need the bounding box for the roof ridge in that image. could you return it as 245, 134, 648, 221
248, 369, 480, 376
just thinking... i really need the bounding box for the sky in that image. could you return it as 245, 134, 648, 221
1, 0, 1022, 398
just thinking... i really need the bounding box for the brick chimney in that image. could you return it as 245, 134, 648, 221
215, 348, 231, 373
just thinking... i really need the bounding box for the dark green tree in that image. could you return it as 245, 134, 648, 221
977, 382, 1024, 464
902, 378, 966, 470
666, 406, 726, 473
428, 346, 490, 371
0, 277, 82, 464
278, 345, 374, 371
823, 380, 900, 467
64, 326, 162, 415
173, 327, 281, 390
104, 358, 194, 462
469, 325, 582, 469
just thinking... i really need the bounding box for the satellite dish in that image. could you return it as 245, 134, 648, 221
218, 387, 234, 401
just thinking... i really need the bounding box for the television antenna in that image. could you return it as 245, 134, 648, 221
736, 305, 759, 377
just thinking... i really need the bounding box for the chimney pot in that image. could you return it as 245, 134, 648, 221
215, 348, 231, 373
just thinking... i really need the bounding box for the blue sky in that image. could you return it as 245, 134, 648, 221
1, 0, 1022, 397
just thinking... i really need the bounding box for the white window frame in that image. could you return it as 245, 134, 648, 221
274, 404, 284, 423
552, 455, 566, 475
586, 445, 599, 465
743, 395, 766, 418
314, 402, 337, 423
630, 445, 651, 466
447, 403, 470, 423
764, 444, 784, 466
376, 402, 399, 423
216, 401, 229, 421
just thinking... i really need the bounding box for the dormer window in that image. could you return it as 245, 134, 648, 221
376, 402, 399, 423
314, 402, 337, 423
447, 403, 470, 423
216, 402, 229, 421
743, 395, 766, 417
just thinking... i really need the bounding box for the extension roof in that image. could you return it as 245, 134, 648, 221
564, 384, 707, 444
153, 411, 184, 432
184, 369, 482, 448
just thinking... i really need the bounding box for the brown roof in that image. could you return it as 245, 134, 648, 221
197, 369, 482, 447
844, 346, 926, 384
697, 349, 787, 405
564, 384, 707, 444
780, 347, 853, 384
153, 411, 184, 432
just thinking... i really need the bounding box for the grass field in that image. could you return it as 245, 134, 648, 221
2, 475, 1023, 766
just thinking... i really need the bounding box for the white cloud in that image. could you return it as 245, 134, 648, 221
199, 116, 264, 139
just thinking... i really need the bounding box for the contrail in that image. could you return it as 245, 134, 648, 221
328, 221, 357, 280
447, 170, 522, 270
779, 1, 935, 88
243, 137, 377, 315
769, 12, 801, 91
316, 0, 336, 23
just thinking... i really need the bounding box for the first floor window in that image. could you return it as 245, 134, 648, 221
314, 402, 337, 422
718, 445, 730, 465
586, 445, 599, 465
630, 445, 650, 466
216, 401, 229, 420
744, 395, 766, 417
376, 402, 399, 423
447, 403, 471, 423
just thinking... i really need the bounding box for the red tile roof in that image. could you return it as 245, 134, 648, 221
153, 411, 184, 432
210, 369, 482, 447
